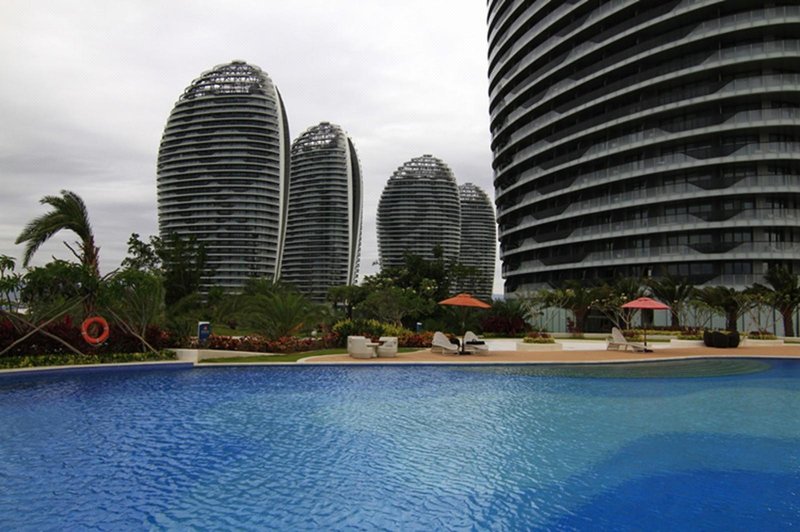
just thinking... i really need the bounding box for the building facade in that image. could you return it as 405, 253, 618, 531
157, 61, 290, 292
457, 183, 497, 301
487, 2, 800, 294
377, 155, 462, 269
281, 122, 363, 302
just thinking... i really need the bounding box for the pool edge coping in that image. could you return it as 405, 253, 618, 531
2, 353, 799, 376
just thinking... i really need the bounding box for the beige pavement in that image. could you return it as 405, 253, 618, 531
300, 344, 800, 364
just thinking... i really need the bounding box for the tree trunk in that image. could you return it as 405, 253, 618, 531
573, 309, 587, 333
781, 309, 794, 338
726, 311, 737, 332
671, 310, 680, 330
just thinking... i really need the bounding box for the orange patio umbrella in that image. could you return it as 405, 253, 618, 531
438, 293, 492, 309
439, 293, 491, 352
621, 297, 670, 346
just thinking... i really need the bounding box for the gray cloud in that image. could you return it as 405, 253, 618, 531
0, 0, 501, 293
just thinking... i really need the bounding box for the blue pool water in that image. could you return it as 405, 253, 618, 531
1, 360, 799, 530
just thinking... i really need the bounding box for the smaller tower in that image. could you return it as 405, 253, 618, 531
377, 155, 462, 269
458, 183, 496, 301
281, 122, 362, 302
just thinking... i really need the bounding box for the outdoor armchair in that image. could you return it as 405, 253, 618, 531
348, 336, 377, 359
377, 336, 398, 357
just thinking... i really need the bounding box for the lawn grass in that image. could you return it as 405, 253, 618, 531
201, 347, 421, 363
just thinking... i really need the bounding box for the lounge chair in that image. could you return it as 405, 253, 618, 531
377, 336, 398, 357
431, 331, 460, 355
463, 331, 489, 354
606, 327, 651, 352
348, 336, 377, 359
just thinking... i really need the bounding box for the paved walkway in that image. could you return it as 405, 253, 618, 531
301, 339, 800, 365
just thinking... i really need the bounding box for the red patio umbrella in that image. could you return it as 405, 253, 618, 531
439, 293, 491, 352
621, 297, 670, 346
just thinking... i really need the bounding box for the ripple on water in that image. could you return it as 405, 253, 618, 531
0, 362, 798, 530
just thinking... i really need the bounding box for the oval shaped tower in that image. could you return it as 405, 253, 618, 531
488, 2, 800, 294
282, 122, 362, 302
377, 155, 462, 269
157, 60, 290, 292
457, 183, 496, 301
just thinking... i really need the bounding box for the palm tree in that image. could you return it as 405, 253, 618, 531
758, 266, 800, 337
693, 286, 750, 332
545, 280, 599, 334
647, 275, 696, 329
15, 190, 99, 278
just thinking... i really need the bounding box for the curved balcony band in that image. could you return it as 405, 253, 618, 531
487, 1, 800, 293
157, 61, 290, 292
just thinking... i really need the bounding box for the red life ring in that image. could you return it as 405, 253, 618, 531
81, 316, 110, 345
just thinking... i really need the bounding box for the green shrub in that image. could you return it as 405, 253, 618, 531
747, 330, 778, 340
398, 331, 434, 348
522, 331, 555, 344
332, 319, 411, 346
0, 350, 177, 369
197, 333, 338, 354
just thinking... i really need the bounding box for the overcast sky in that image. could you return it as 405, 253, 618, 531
0, 1, 501, 294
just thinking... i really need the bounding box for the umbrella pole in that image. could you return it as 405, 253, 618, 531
642, 311, 647, 346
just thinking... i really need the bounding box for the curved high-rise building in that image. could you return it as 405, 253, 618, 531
157, 60, 290, 292
377, 155, 462, 269
457, 183, 497, 301
488, 2, 800, 294
282, 122, 362, 302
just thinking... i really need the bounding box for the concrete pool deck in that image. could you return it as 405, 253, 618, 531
299, 339, 800, 364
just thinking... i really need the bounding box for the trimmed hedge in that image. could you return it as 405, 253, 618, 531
0, 350, 177, 369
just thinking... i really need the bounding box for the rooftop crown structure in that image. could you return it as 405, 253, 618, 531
457, 183, 496, 300
157, 61, 290, 292
281, 122, 363, 302
488, 2, 800, 294
377, 155, 462, 269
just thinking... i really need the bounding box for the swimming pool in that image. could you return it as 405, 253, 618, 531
1, 360, 798, 530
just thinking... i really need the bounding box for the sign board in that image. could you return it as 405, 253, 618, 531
198, 321, 211, 344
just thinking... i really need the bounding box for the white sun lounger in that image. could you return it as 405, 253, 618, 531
431, 331, 460, 355
606, 327, 651, 352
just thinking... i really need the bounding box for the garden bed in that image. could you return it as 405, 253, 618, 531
740, 338, 784, 347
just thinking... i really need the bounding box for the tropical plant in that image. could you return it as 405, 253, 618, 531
522, 331, 555, 344
544, 280, 599, 334
239, 283, 321, 339
357, 286, 428, 326
756, 265, 800, 337
15, 190, 100, 312
101, 269, 165, 352
0, 255, 23, 313
590, 279, 646, 331
20, 260, 95, 322
693, 286, 751, 331
480, 298, 529, 336
647, 275, 696, 329
15, 190, 99, 276
327, 284, 367, 320
332, 319, 410, 345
